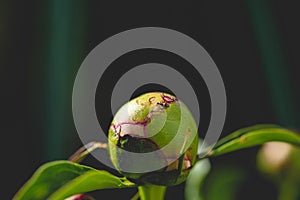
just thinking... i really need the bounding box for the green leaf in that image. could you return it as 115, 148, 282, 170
207, 124, 300, 157
184, 159, 211, 200
14, 161, 135, 200
204, 166, 245, 200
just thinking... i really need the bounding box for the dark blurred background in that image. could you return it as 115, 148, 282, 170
1, 0, 299, 199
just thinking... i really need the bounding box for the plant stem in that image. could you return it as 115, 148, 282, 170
138, 185, 167, 200
130, 192, 140, 200
68, 142, 107, 163
278, 179, 299, 200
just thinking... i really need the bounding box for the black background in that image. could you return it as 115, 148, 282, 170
1, 0, 299, 199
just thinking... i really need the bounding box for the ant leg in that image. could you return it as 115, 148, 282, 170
69, 141, 107, 163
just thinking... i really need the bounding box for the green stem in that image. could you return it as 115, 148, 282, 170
278, 179, 299, 200
138, 185, 167, 200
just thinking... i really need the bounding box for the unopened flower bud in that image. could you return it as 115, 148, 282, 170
108, 92, 198, 186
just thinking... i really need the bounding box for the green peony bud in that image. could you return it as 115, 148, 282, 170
108, 92, 198, 186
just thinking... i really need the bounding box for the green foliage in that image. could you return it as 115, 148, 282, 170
207, 124, 300, 157
203, 166, 245, 200
14, 124, 300, 200
14, 161, 135, 200
185, 159, 211, 200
